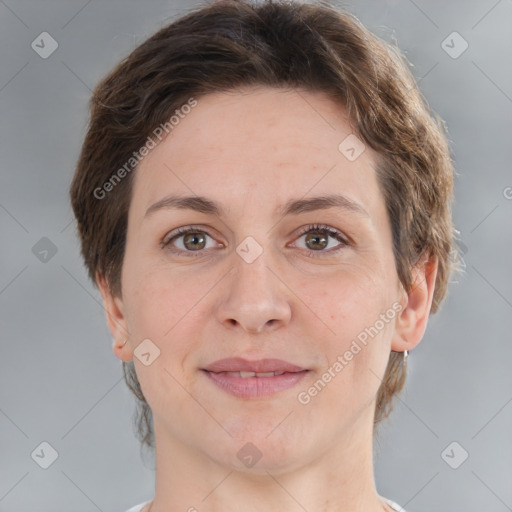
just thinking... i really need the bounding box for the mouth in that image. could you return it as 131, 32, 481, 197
201, 363, 309, 399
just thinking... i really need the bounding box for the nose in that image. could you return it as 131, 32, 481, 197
215, 248, 292, 334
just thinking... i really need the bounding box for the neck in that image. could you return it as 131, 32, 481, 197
147, 407, 388, 512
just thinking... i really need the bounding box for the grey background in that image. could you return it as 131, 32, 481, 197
1, 0, 511, 511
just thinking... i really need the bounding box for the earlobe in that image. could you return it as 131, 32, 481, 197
96, 272, 134, 362
112, 337, 133, 362
391, 255, 438, 352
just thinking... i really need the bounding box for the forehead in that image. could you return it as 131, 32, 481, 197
131, 87, 383, 220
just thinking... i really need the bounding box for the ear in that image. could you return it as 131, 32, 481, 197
392, 254, 438, 352
96, 272, 133, 362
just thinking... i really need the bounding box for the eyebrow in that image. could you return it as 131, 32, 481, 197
144, 193, 370, 219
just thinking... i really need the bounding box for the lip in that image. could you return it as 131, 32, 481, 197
202, 369, 309, 399
201, 358, 309, 399
203, 357, 306, 373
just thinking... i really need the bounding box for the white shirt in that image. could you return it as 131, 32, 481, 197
124, 497, 407, 511
124, 501, 149, 512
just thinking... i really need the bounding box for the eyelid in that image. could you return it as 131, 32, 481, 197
161, 225, 215, 246
294, 223, 348, 243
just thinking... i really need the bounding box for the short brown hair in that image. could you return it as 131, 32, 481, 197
70, 0, 458, 449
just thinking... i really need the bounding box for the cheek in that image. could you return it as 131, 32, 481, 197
121, 247, 194, 335
121, 261, 214, 387
121, 269, 200, 408
300, 262, 392, 329
306, 284, 393, 417
302, 266, 394, 384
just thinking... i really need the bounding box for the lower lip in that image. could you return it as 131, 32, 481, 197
202, 370, 309, 399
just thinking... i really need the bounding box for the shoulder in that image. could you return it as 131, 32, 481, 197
123, 501, 150, 512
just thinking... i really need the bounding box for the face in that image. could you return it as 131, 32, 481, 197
101, 86, 435, 473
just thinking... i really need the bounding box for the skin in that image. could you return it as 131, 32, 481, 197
98, 86, 437, 512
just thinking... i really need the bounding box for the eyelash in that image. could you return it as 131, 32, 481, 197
160, 223, 349, 258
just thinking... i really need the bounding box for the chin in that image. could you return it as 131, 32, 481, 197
204, 430, 311, 475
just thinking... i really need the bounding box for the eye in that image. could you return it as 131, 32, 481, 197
292, 224, 349, 257
161, 223, 349, 258
161, 226, 221, 256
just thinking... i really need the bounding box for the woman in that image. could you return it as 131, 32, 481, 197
70, 1, 458, 511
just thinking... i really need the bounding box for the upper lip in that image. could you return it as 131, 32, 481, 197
203, 358, 306, 373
